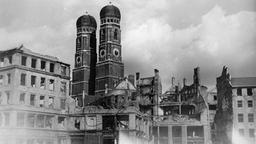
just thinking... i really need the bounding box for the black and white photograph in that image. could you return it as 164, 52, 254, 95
0, 0, 255, 144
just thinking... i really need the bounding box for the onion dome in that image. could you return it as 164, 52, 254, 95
100, 4, 121, 19
76, 14, 97, 28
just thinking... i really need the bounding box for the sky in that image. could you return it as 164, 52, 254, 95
0, 0, 255, 91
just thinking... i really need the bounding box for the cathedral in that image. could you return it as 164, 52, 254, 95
71, 4, 124, 105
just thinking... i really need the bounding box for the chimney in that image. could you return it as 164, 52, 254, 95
136, 72, 140, 87
171, 77, 175, 87
136, 72, 140, 80
128, 74, 135, 86
193, 67, 200, 85
183, 78, 186, 87
154, 69, 159, 77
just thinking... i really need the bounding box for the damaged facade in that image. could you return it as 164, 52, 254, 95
214, 66, 256, 144
0, 46, 71, 144
153, 67, 211, 144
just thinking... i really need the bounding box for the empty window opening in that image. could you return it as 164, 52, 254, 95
103, 116, 115, 131
50, 63, 54, 72
8, 56, 12, 64
117, 115, 129, 129
31, 58, 37, 68
49, 79, 54, 91
159, 126, 168, 137
213, 95, 217, 101
237, 100, 243, 107
187, 126, 204, 138
58, 117, 65, 128
248, 113, 254, 122
7, 73, 11, 84
31, 75, 36, 87
209, 104, 217, 110
39, 96, 45, 107
61, 65, 66, 75
21, 56, 27, 66
40, 77, 46, 89
247, 88, 253, 96
27, 114, 35, 127
48, 96, 54, 108
20, 73, 26, 86
19, 93, 25, 104
237, 88, 242, 96
30, 94, 35, 106
40, 60, 46, 71
45, 116, 53, 129
6, 91, 10, 104
238, 113, 244, 122
172, 126, 182, 138
248, 100, 253, 107
75, 118, 80, 130
17, 112, 25, 127
36, 115, 45, 128
103, 138, 114, 144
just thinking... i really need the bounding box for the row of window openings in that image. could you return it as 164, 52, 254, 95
101, 18, 120, 24
0, 92, 65, 109
237, 100, 253, 107
21, 56, 55, 72
238, 113, 254, 122
0, 73, 11, 85
238, 129, 255, 138
237, 88, 253, 96
100, 29, 119, 41
20, 74, 67, 93
1, 55, 68, 76
0, 113, 66, 129
19, 93, 66, 109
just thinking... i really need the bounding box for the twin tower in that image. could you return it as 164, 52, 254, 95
71, 4, 124, 105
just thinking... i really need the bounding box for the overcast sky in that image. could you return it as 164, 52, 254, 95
0, 0, 255, 91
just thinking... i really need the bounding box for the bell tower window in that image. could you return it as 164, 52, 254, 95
101, 29, 106, 41
114, 29, 118, 40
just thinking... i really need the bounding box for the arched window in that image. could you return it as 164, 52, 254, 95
114, 29, 118, 40
101, 29, 106, 41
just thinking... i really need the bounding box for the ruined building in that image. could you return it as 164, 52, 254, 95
0, 46, 71, 144
153, 67, 211, 144
214, 66, 256, 144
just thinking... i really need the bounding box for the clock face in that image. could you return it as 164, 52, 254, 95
100, 49, 106, 58
113, 48, 119, 57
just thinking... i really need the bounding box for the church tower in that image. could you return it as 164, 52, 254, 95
71, 14, 97, 105
95, 4, 124, 96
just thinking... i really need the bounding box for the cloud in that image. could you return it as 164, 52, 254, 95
0, 0, 255, 92
123, 5, 256, 91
